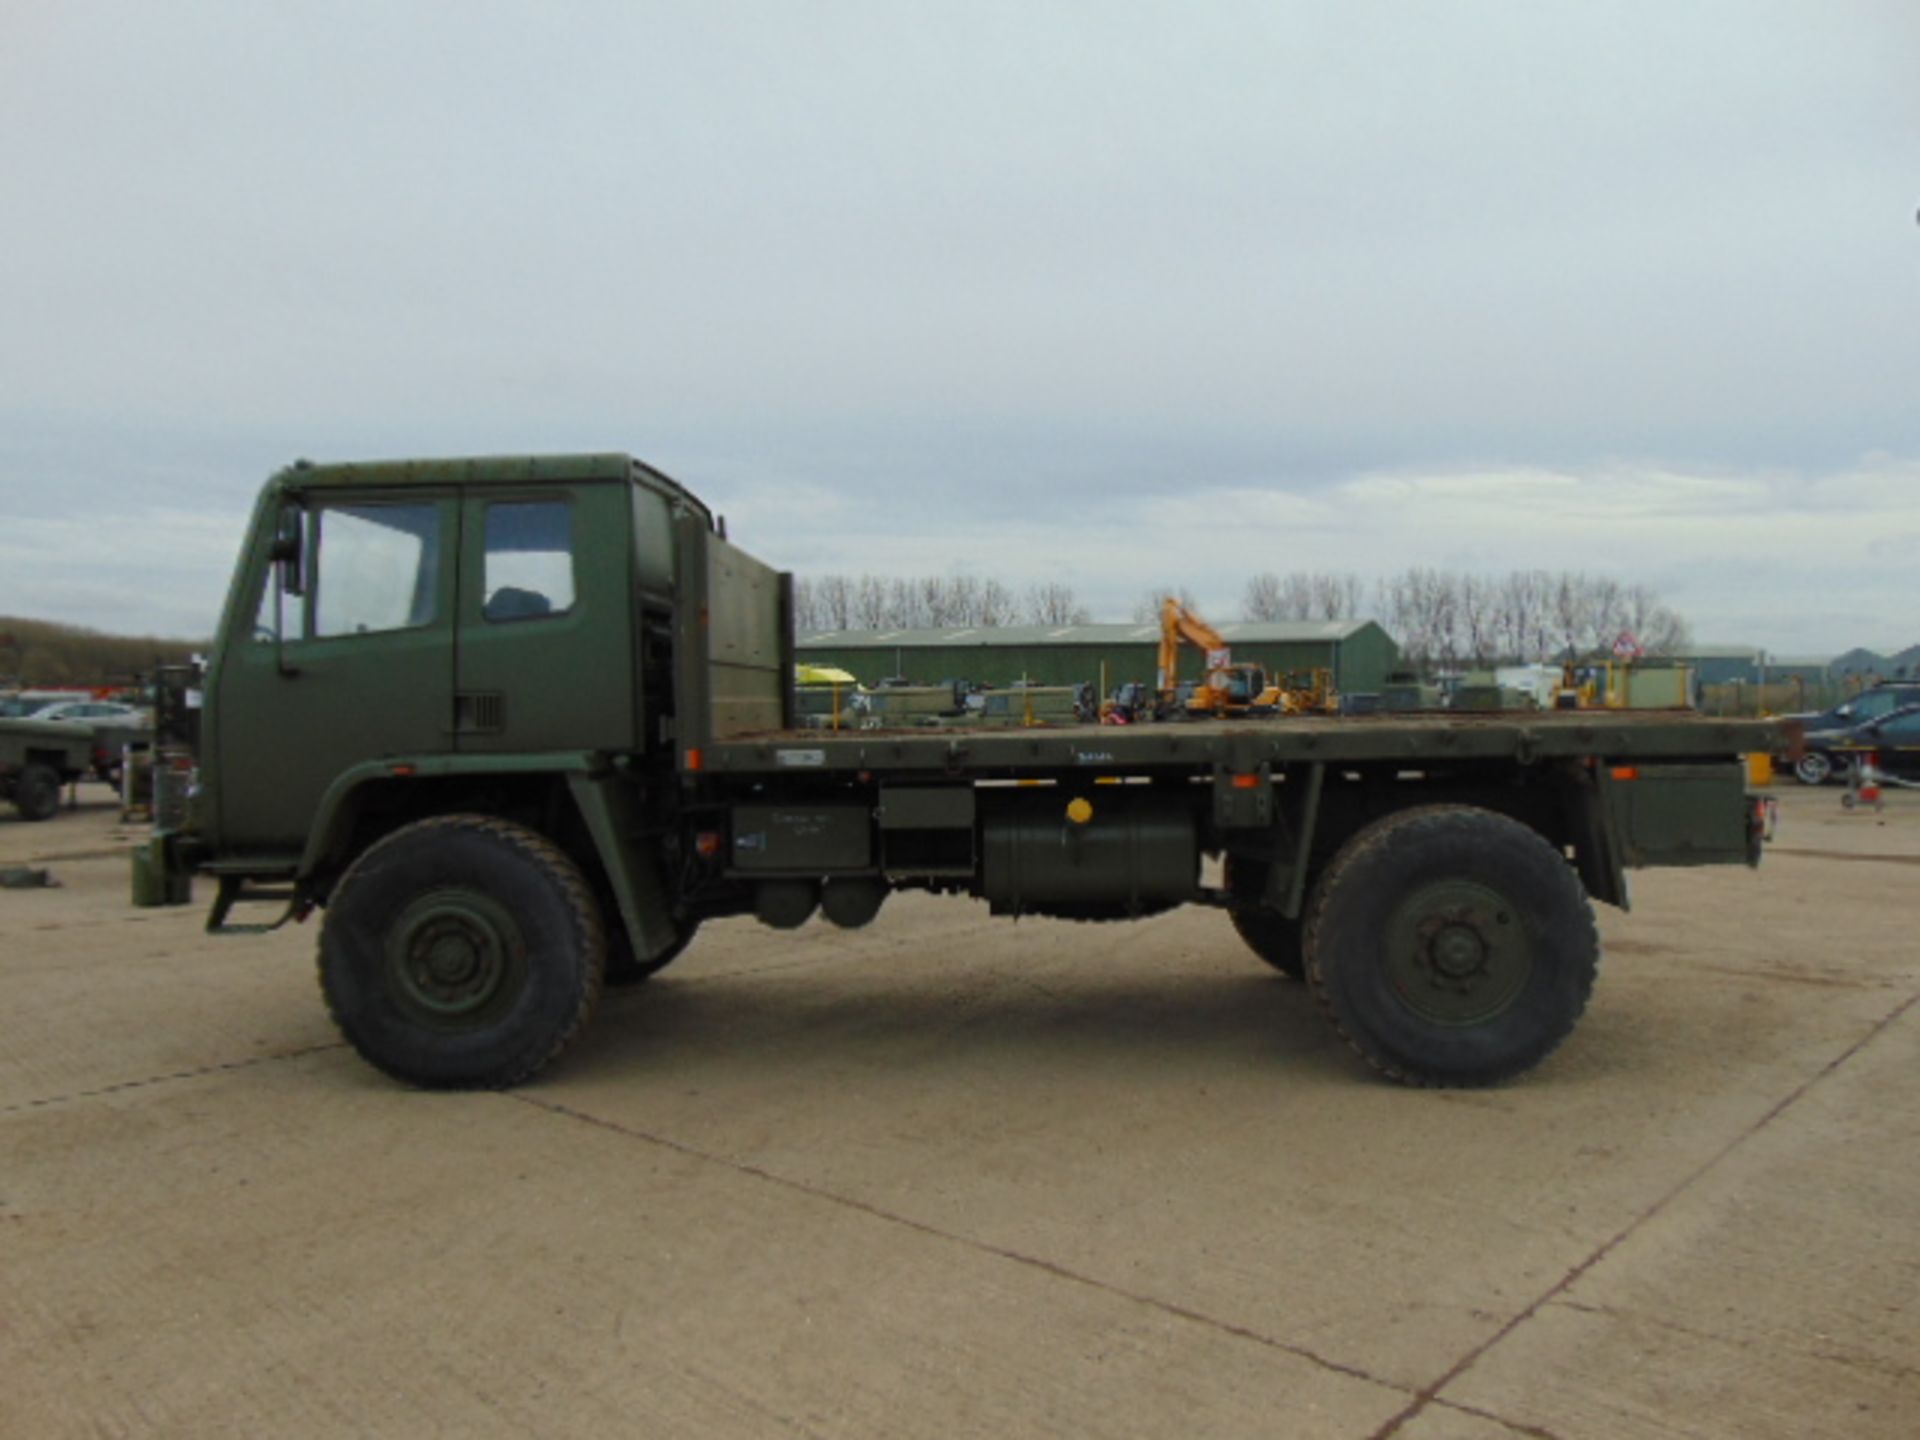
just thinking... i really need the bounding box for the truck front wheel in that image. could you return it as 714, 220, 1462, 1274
1304, 806, 1598, 1087
318, 815, 606, 1088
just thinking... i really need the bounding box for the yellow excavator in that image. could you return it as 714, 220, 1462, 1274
1156, 598, 1337, 718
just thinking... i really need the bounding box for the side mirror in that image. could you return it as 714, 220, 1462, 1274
270, 509, 305, 596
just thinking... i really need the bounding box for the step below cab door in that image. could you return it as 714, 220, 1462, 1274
453, 484, 634, 754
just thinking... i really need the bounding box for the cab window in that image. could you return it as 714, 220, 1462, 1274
314, 504, 442, 638
482, 501, 575, 622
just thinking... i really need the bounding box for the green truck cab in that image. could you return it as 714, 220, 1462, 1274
144, 453, 1779, 1091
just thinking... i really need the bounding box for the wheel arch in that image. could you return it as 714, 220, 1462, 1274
1239, 763, 1624, 920
297, 756, 681, 969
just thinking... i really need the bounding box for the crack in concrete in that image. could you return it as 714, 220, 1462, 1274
0, 1042, 345, 1116
1365, 985, 1920, 1440
514, 1092, 1418, 1407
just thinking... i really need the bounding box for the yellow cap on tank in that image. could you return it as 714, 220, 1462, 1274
1065, 797, 1094, 825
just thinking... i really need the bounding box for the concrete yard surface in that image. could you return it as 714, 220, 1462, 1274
2, 784, 1916, 1438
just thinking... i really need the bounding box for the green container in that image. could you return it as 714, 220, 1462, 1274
130, 845, 160, 907
131, 838, 192, 907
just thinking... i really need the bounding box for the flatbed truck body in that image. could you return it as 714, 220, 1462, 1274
140, 454, 1779, 1090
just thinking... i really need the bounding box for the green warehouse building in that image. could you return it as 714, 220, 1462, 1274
796, 620, 1399, 696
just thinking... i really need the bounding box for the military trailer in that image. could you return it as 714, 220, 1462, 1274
140, 454, 1778, 1091
0, 720, 95, 821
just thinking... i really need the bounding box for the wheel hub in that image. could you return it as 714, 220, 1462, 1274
1427, 921, 1488, 979
421, 924, 485, 986
1384, 881, 1532, 1025
386, 889, 527, 1023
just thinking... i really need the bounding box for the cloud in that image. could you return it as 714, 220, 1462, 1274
0, 507, 246, 638
0, 4, 1914, 661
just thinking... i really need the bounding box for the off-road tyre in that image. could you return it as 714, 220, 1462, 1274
1304, 805, 1598, 1087
318, 814, 606, 1089
13, 763, 61, 822
1793, 752, 1833, 786
1223, 855, 1305, 979
604, 920, 699, 987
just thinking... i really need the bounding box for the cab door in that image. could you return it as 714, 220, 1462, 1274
215, 491, 458, 855
452, 483, 633, 754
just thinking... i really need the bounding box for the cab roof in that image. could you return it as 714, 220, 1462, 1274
272, 453, 708, 515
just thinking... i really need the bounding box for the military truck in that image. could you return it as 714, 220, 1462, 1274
0, 719, 94, 821
139, 454, 1778, 1091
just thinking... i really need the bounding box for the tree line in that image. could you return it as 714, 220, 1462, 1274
1256, 568, 1691, 668
0, 616, 201, 689
796, 567, 1691, 669
794, 575, 1091, 631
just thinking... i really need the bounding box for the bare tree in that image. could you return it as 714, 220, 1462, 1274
1309, 572, 1363, 621
1242, 572, 1282, 621
1132, 586, 1199, 624
1621, 583, 1691, 656
791, 576, 819, 633
978, 578, 1018, 626
1025, 582, 1092, 626
818, 575, 853, 630
852, 574, 890, 630
1243, 571, 1363, 621
1458, 574, 1495, 667
1377, 567, 1692, 668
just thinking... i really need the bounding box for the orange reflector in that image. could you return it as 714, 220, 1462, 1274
685, 748, 704, 772
389, 763, 417, 778
1610, 766, 1640, 782
694, 831, 723, 859
1231, 773, 1262, 790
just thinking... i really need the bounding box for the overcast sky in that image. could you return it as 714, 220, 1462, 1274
2, 2, 1915, 655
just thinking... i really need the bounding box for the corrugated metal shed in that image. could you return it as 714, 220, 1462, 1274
796, 620, 1400, 694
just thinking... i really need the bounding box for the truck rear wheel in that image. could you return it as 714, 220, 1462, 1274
1304, 805, 1598, 1087
318, 815, 606, 1088
12, 763, 61, 822
1223, 856, 1304, 979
